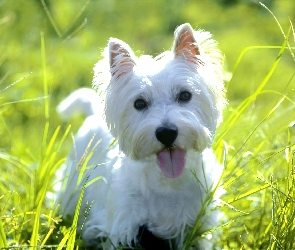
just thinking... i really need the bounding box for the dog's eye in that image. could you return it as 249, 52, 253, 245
134, 99, 148, 110
178, 91, 192, 103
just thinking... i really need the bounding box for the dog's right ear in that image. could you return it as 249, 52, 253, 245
109, 38, 136, 78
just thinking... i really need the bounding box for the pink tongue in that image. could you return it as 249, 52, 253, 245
157, 148, 186, 179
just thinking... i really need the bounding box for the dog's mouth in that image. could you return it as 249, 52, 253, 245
157, 148, 186, 179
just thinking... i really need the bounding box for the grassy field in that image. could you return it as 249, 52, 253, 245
0, 0, 295, 249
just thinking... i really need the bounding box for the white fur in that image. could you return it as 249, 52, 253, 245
57, 88, 103, 119
57, 23, 226, 249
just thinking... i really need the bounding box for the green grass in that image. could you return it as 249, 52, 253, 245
0, 0, 295, 249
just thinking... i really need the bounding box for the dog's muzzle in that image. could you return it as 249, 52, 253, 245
155, 125, 186, 179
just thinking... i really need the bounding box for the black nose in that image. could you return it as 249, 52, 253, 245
155, 125, 178, 147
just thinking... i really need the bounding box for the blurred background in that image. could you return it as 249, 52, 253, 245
0, 0, 294, 156
0, 0, 295, 247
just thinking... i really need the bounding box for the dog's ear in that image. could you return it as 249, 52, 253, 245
173, 23, 204, 65
109, 38, 136, 78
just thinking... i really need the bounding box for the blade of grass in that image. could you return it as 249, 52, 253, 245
0, 218, 8, 248
0, 72, 32, 93
215, 31, 290, 148
41, 226, 55, 246
40, 0, 62, 38
0, 96, 46, 108
226, 184, 270, 204
183, 165, 223, 249
63, 18, 87, 43
30, 127, 68, 248
260, 2, 295, 60
63, 0, 91, 42
41, 32, 49, 121
40, 32, 50, 161
29, 178, 49, 250
290, 18, 295, 42
226, 93, 289, 166
58, 180, 88, 250
226, 46, 289, 90
223, 142, 295, 189
38, 126, 61, 182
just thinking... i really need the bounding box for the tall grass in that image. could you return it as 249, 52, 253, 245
1, 46, 294, 249
0, 1, 295, 250
0, 33, 72, 249
215, 19, 295, 250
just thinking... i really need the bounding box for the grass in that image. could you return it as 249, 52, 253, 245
0, 0, 295, 249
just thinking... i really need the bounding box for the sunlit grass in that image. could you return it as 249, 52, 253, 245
0, 41, 294, 249
0, 1, 295, 249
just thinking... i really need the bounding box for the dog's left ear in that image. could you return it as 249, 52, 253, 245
173, 23, 203, 65
109, 38, 136, 78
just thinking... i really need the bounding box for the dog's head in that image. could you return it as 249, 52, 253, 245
94, 23, 226, 178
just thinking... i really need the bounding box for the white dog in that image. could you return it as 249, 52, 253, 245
57, 23, 226, 249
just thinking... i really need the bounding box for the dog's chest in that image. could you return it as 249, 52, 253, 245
110, 163, 203, 233
144, 190, 200, 233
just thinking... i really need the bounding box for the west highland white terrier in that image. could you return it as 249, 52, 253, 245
57, 23, 226, 249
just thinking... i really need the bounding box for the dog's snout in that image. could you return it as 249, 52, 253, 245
155, 125, 178, 147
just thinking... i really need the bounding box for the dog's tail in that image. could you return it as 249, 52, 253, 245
57, 88, 103, 119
